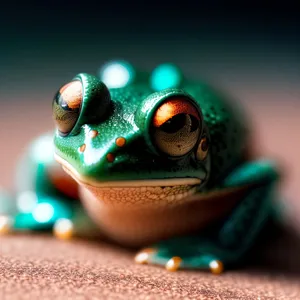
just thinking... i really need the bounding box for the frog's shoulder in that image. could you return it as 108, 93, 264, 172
184, 82, 250, 182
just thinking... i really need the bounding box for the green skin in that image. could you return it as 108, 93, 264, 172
2, 61, 280, 271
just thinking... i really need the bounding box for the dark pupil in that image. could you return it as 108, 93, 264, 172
190, 116, 200, 132
160, 114, 199, 133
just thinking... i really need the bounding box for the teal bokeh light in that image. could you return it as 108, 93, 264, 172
150, 63, 183, 91
98, 60, 136, 88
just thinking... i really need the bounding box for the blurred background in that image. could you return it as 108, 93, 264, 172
0, 2, 299, 229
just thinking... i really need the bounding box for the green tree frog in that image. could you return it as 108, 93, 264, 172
0, 61, 280, 274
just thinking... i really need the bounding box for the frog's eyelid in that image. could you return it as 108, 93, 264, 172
153, 98, 200, 128
65, 73, 111, 136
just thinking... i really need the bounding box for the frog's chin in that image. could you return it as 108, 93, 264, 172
54, 154, 202, 207
55, 153, 202, 188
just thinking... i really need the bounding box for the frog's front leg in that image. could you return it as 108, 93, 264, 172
7, 197, 99, 240
0, 186, 77, 239
0, 134, 99, 240
135, 159, 280, 273
7, 194, 79, 240
2, 186, 99, 240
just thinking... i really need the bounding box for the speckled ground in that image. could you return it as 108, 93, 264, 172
1, 232, 300, 300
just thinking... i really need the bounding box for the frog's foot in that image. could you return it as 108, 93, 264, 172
0, 215, 14, 235
0, 194, 83, 239
53, 218, 75, 240
135, 160, 280, 273
53, 211, 100, 241
134, 244, 224, 274
2, 196, 100, 241
0, 214, 75, 240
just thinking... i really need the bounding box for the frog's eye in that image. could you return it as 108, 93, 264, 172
52, 80, 83, 135
151, 98, 201, 157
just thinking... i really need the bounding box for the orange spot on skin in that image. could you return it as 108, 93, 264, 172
60, 81, 82, 109
116, 137, 126, 147
106, 153, 115, 162
79, 144, 86, 152
153, 98, 200, 127
89, 130, 98, 138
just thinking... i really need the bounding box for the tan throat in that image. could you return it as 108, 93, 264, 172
79, 185, 250, 248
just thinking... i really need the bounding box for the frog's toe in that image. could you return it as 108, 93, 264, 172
53, 218, 74, 240
209, 259, 224, 275
134, 246, 224, 273
163, 256, 225, 274
134, 248, 157, 265
134, 248, 183, 272
165, 256, 183, 272
0, 215, 13, 235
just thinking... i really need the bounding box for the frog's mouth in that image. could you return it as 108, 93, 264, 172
55, 154, 202, 207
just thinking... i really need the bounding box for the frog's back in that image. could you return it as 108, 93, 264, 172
185, 82, 250, 184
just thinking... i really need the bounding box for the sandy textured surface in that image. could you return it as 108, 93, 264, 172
1, 232, 300, 300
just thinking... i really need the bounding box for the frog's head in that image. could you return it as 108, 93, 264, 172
53, 63, 211, 209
